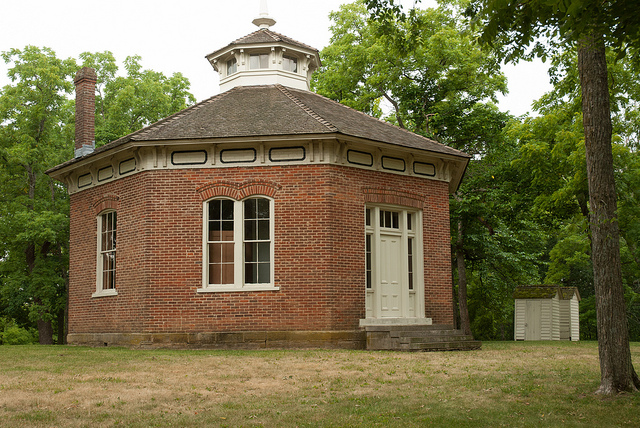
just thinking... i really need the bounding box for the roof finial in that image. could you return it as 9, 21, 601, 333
252, 0, 276, 29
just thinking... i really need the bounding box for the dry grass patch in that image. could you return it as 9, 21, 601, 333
0, 341, 638, 427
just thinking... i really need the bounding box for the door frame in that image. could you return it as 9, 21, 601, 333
364, 204, 426, 321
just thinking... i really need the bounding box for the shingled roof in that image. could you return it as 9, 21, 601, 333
48, 84, 469, 173
513, 285, 581, 301
206, 28, 319, 58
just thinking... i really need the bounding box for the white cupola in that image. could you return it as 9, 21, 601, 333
205, 0, 321, 92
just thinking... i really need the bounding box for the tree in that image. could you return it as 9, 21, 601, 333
0, 47, 196, 344
0, 46, 75, 344
313, 1, 506, 143
466, 0, 640, 393
507, 47, 640, 342
365, 0, 640, 393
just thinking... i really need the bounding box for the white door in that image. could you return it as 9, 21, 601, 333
379, 234, 402, 317
525, 300, 541, 340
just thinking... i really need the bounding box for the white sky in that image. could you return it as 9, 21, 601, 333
0, 0, 551, 117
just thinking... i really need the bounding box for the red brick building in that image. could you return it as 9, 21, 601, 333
47, 13, 474, 350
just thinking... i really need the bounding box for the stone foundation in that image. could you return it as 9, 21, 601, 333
67, 330, 366, 350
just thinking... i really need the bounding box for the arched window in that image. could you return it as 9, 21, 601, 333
201, 197, 276, 292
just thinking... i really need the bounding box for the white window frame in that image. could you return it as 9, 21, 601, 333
199, 197, 277, 293
93, 210, 118, 298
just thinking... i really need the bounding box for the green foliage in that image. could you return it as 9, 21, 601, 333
313, 0, 506, 146
506, 48, 640, 340
0, 47, 196, 343
79, 52, 196, 146
0, 317, 38, 345
0, 46, 75, 342
466, 0, 640, 63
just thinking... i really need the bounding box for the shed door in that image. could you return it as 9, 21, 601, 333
525, 300, 542, 340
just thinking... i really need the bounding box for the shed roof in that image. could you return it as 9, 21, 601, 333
513, 285, 581, 301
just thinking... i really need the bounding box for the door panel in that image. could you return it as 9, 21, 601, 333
379, 234, 402, 317
525, 300, 541, 340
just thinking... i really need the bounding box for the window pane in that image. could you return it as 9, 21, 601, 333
365, 234, 372, 289
209, 220, 220, 240
210, 264, 221, 284
245, 263, 257, 283
245, 219, 257, 241
365, 208, 371, 227
221, 243, 234, 263
222, 264, 234, 284
283, 56, 297, 72
258, 263, 270, 283
258, 219, 270, 240
407, 213, 413, 230
221, 220, 234, 233
408, 238, 414, 290
103, 270, 112, 290
257, 242, 270, 262
257, 198, 270, 218
222, 200, 234, 220
101, 231, 109, 251
227, 58, 237, 74
245, 242, 256, 263
244, 198, 256, 219
209, 243, 221, 264
250, 54, 269, 69
392, 212, 399, 229
210, 200, 221, 220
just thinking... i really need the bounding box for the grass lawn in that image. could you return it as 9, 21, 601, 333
0, 341, 638, 427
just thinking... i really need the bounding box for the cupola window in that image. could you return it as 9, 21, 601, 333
250, 53, 269, 69
283, 55, 297, 73
227, 58, 237, 75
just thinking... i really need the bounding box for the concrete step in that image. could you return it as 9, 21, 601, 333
399, 335, 475, 344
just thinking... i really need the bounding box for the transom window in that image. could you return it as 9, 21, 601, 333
250, 53, 269, 69
201, 197, 276, 292
379, 209, 400, 229
94, 210, 117, 297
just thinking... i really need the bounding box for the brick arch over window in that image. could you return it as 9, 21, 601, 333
93, 194, 120, 215
197, 180, 282, 201
362, 187, 425, 209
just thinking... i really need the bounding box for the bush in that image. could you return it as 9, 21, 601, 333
1, 325, 38, 345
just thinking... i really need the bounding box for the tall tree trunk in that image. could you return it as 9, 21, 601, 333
456, 219, 472, 336
578, 32, 640, 394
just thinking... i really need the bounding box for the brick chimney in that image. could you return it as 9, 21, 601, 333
74, 67, 97, 158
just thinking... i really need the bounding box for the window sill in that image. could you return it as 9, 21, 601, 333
197, 285, 279, 293
92, 289, 118, 298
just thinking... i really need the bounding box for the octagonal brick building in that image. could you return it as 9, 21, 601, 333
47, 10, 475, 350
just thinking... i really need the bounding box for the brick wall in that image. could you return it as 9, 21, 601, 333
67, 163, 453, 338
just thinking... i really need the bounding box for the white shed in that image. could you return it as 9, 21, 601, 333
514, 286, 580, 341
